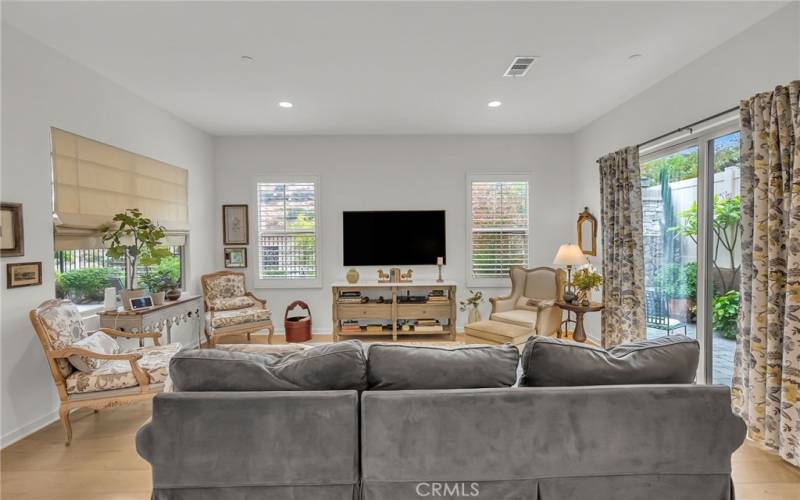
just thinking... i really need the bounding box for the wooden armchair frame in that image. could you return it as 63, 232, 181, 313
201, 271, 274, 347
29, 309, 166, 445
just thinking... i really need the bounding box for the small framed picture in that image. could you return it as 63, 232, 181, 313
224, 247, 247, 268
7, 262, 42, 288
1, 203, 24, 257
223, 204, 249, 245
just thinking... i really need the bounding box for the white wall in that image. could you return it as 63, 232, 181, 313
571, 3, 800, 341
0, 26, 217, 446
214, 135, 576, 332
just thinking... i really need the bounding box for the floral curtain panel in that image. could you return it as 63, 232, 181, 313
733, 80, 800, 467
598, 146, 646, 348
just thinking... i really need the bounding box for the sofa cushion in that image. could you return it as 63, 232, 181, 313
212, 296, 256, 311
491, 309, 538, 329
66, 342, 182, 394
367, 343, 519, 390
515, 297, 555, 312
169, 340, 368, 391
68, 331, 121, 372
520, 335, 699, 387
206, 306, 271, 328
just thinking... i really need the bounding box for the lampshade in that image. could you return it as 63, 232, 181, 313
553, 244, 588, 266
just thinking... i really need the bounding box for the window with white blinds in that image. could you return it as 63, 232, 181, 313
469, 177, 530, 282
256, 179, 320, 287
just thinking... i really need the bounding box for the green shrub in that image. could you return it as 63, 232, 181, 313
712, 290, 739, 339
56, 267, 121, 303
140, 256, 181, 292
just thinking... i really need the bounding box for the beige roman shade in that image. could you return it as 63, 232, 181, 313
51, 128, 188, 250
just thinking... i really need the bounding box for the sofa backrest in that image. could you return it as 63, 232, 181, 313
360, 385, 745, 499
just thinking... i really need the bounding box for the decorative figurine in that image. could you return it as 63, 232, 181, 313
377, 269, 390, 282
400, 269, 413, 282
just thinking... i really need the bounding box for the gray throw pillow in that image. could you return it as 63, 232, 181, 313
367, 343, 519, 390
519, 335, 699, 387
170, 340, 367, 391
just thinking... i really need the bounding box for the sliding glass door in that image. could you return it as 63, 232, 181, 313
709, 131, 741, 385
641, 146, 699, 341
640, 119, 740, 384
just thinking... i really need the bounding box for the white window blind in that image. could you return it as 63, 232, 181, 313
256, 181, 318, 283
470, 179, 529, 279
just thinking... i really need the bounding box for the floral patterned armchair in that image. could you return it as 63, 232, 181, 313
30, 299, 182, 444
201, 271, 273, 347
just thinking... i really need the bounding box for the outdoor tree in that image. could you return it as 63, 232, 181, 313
669, 195, 741, 292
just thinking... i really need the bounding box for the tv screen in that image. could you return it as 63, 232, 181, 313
343, 210, 446, 266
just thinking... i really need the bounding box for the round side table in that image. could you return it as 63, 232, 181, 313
555, 301, 604, 343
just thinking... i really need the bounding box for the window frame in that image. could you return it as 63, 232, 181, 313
253, 175, 322, 289
466, 173, 532, 288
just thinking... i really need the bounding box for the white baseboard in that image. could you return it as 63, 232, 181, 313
1, 409, 59, 449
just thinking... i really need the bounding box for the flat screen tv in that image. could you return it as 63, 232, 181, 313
343, 210, 446, 266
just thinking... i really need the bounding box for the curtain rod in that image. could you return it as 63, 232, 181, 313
637, 105, 739, 149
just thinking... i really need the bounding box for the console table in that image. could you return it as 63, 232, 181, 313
98, 293, 203, 346
331, 281, 457, 342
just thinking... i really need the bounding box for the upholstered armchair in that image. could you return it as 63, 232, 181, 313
201, 271, 273, 347
489, 266, 566, 336
30, 299, 182, 444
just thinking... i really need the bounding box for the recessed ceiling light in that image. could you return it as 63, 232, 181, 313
488, 100, 502, 108
278, 101, 294, 108
240, 55, 254, 62
628, 53, 643, 61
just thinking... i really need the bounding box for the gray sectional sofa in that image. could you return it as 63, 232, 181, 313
136, 336, 746, 500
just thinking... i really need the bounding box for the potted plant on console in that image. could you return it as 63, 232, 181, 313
100, 208, 171, 310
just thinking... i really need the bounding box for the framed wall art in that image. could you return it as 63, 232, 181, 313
7, 262, 42, 288
222, 204, 249, 245
224, 248, 247, 268
1, 203, 24, 257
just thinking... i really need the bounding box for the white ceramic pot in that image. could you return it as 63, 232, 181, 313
151, 291, 165, 306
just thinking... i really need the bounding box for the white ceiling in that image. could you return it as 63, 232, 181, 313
2, 1, 788, 135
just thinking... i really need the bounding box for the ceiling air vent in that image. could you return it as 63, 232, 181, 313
503, 56, 537, 77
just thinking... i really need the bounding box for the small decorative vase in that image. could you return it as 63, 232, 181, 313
468, 306, 482, 324
165, 288, 182, 301
346, 268, 359, 284
576, 289, 590, 306
151, 291, 165, 306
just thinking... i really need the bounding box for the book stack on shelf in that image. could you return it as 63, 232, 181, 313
339, 291, 363, 304
365, 324, 385, 333
414, 319, 443, 333
341, 320, 361, 333
427, 289, 448, 304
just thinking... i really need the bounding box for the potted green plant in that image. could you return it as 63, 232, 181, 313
571, 266, 603, 306
459, 290, 484, 324
100, 209, 171, 309
139, 271, 177, 305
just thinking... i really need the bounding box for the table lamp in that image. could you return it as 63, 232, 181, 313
553, 244, 589, 303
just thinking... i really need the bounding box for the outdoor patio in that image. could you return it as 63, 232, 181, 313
646, 323, 735, 386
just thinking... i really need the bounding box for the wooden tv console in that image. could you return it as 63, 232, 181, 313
331, 281, 457, 341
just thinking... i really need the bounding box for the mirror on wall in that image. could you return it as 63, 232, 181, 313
577, 207, 597, 256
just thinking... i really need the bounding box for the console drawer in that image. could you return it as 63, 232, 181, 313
396, 303, 450, 320
337, 304, 392, 320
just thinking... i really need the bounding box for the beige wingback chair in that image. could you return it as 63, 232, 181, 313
489, 266, 566, 336
201, 271, 273, 347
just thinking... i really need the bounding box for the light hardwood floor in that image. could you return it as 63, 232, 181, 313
2, 333, 799, 499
